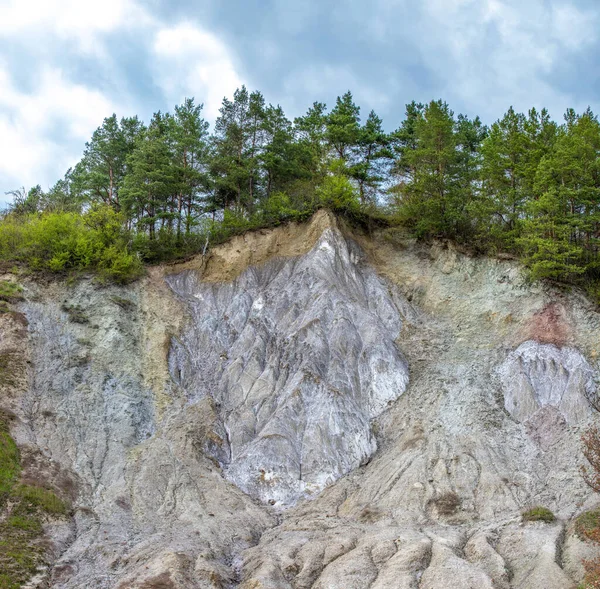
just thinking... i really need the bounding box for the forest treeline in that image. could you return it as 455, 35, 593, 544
2, 87, 600, 296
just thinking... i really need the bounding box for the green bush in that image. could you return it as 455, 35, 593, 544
0, 206, 143, 283
0, 193, 391, 283
315, 173, 361, 215
522, 506, 555, 523
98, 246, 143, 283
260, 191, 312, 224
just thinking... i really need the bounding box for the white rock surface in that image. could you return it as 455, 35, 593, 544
498, 340, 596, 424
166, 228, 409, 507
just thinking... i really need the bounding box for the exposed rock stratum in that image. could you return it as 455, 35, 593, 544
2, 210, 600, 588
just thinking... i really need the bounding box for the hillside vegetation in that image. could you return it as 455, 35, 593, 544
2, 89, 600, 297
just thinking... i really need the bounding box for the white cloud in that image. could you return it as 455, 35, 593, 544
0, 0, 150, 54
551, 4, 597, 50
152, 23, 245, 120
272, 0, 320, 36
355, 0, 598, 122
411, 0, 598, 119
0, 3, 246, 199
0, 63, 121, 194
282, 64, 394, 119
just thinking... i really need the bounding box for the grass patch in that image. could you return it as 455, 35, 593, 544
6, 515, 42, 533
0, 352, 24, 388
0, 412, 70, 587
575, 508, 600, 542
13, 484, 67, 516
0, 281, 23, 304
522, 506, 555, 523
0, 414, 19, 508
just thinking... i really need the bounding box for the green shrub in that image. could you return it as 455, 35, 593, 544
585, 282, 600, 307
260, 191, 312, 224
98, 246, 143, 283
0, 206, 142, 283
315, 173, 361, 215
522, 506, 555, 523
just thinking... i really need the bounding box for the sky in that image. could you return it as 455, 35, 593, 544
1, 0, 599, 205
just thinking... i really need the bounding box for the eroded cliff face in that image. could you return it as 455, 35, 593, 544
166, 227, 409, 507
3, 210, 600, 588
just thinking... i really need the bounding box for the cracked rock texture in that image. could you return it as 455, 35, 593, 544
3, 210, 600, 588
498, 341, 596, 425
166, 228, 409, 507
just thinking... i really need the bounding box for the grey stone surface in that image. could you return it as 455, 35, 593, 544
13, 282, 273, 589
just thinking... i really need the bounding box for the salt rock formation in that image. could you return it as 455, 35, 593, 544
167, 228, 409, 507
498, 341, 596, 424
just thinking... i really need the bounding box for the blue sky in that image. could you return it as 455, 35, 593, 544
1, 0, 599, 205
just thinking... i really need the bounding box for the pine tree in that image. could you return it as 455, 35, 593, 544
261, 105, 296, 197
478, 107, 529, 248
390, 101, 425, 179
170, 98, 210, 236
77, 114, 143, 208
293, 101, 328, 182
393, 100, 466, 239
326, 91, 361, 164
120, 113, 178, 239
247, 91, 266, 205
210, 86, 261, 213
45, 168, 87, 213
520, 109, 600, 281
351, 110, 392, 203
455, 114, 487, 239
477, 107, 557, 251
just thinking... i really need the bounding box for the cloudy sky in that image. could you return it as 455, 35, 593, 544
1, 0, 599, 204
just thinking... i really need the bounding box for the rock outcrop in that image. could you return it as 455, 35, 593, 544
2, 210, 600, 588
498, 340, 596, 424
167, 227, 409, 507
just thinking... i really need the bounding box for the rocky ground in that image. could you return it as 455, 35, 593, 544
2, 210, 600, 588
